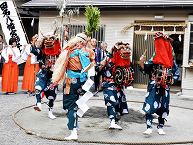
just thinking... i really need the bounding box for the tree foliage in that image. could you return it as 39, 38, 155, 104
84, 5, 101, 36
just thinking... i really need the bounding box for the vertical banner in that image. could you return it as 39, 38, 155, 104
0, 1, 27, 64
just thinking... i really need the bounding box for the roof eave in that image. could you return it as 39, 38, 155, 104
20, 4, 193, 11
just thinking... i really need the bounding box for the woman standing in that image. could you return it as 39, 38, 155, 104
21, 39, 40, 95
1, 38, 21, 94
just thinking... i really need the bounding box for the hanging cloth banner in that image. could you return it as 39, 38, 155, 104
0, 1, 27, 48
0, 1, 27, 64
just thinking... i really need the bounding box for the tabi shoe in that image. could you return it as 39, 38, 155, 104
48, 111, 56, 119
109, 120, 115, 129
65, 128, 78, 140
114, 124, 122, 130
158, 128, 166, 135
32, 91, 35, 96
34, 103, 41, 111
143, 128, 152, 135
27, 91, 31, 94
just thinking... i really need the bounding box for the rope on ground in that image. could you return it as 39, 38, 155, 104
12, 99, 193, 145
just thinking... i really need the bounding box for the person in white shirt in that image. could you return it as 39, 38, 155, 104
99, 41, 108, 91
1, 38, 21, 94
21, 39, 41, 95
100, 41, 108, 61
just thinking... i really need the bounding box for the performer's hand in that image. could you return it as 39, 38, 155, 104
100, 59, 106, 67
42, 65, 46, 68
139, 55, 146, 71
32, 34, 38, 46
21, 44, 27, 54
87, 36, 91, 42
140, 55, 146, 62
99, 59, 106, 71
23, 44, 27, 49
32, 34, 38, 40
32, 34, 38, 42
170, 78, 174, 85
49, 84, 54, 90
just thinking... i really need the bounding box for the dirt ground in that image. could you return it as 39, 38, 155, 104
13, 92, 193, 144
1, 78, 193, 145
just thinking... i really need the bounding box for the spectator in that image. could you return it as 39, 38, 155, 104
1, 38, 21, 94
0, 34, 5, 75
91, 38, 101, 65
91, 38, 101, 93
64, 23, 71, 42
100, 41, 108, 61
21, 37, 41, 95
99, 41, 108, 91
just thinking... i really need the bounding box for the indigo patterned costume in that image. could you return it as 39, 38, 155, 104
98, 42, 134, 129
139, 32, 180, 135
139, 61, 179, 129
31, 33, 61, 119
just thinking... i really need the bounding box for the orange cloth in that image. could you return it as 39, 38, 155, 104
64, 47, 95, 94
2, 55, 19, 92
67, 55, 82, 70
22, 55, 40, 91
65, 76, 72, 94
87, 48, 95, 64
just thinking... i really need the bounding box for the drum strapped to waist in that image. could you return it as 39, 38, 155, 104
152, 64, 173, 87
113, 66, 134, 87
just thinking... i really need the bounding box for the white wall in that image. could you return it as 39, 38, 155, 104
181, 15, 193, 94
39, 10, 188, 51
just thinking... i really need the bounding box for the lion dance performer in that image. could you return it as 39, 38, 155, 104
32, 32, 61, 120
97, 41, 134, 130
139, 32, 180, 135
52, 33, 95, 140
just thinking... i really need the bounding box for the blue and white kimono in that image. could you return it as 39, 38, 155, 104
139, 60, 180, 129
63, 47, 92, 130
31, 45, 57, 109
99, 57, 129, 124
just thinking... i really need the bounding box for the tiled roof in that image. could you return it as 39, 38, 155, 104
21, 0, 57, 7
21, 0, 193, 8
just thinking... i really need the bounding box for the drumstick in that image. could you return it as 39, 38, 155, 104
84, 62, 95, 73
143, 49, 147, 56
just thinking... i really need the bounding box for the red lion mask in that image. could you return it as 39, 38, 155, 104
113, 42, 131, 67
42, 32, 61, 56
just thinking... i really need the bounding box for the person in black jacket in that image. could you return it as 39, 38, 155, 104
0, 34, 5, 75
91, 38, 101, 93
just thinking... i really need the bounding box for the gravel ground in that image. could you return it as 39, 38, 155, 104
1, 77, 193, 145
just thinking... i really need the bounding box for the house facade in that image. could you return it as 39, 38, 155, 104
21, 0, 193, 97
